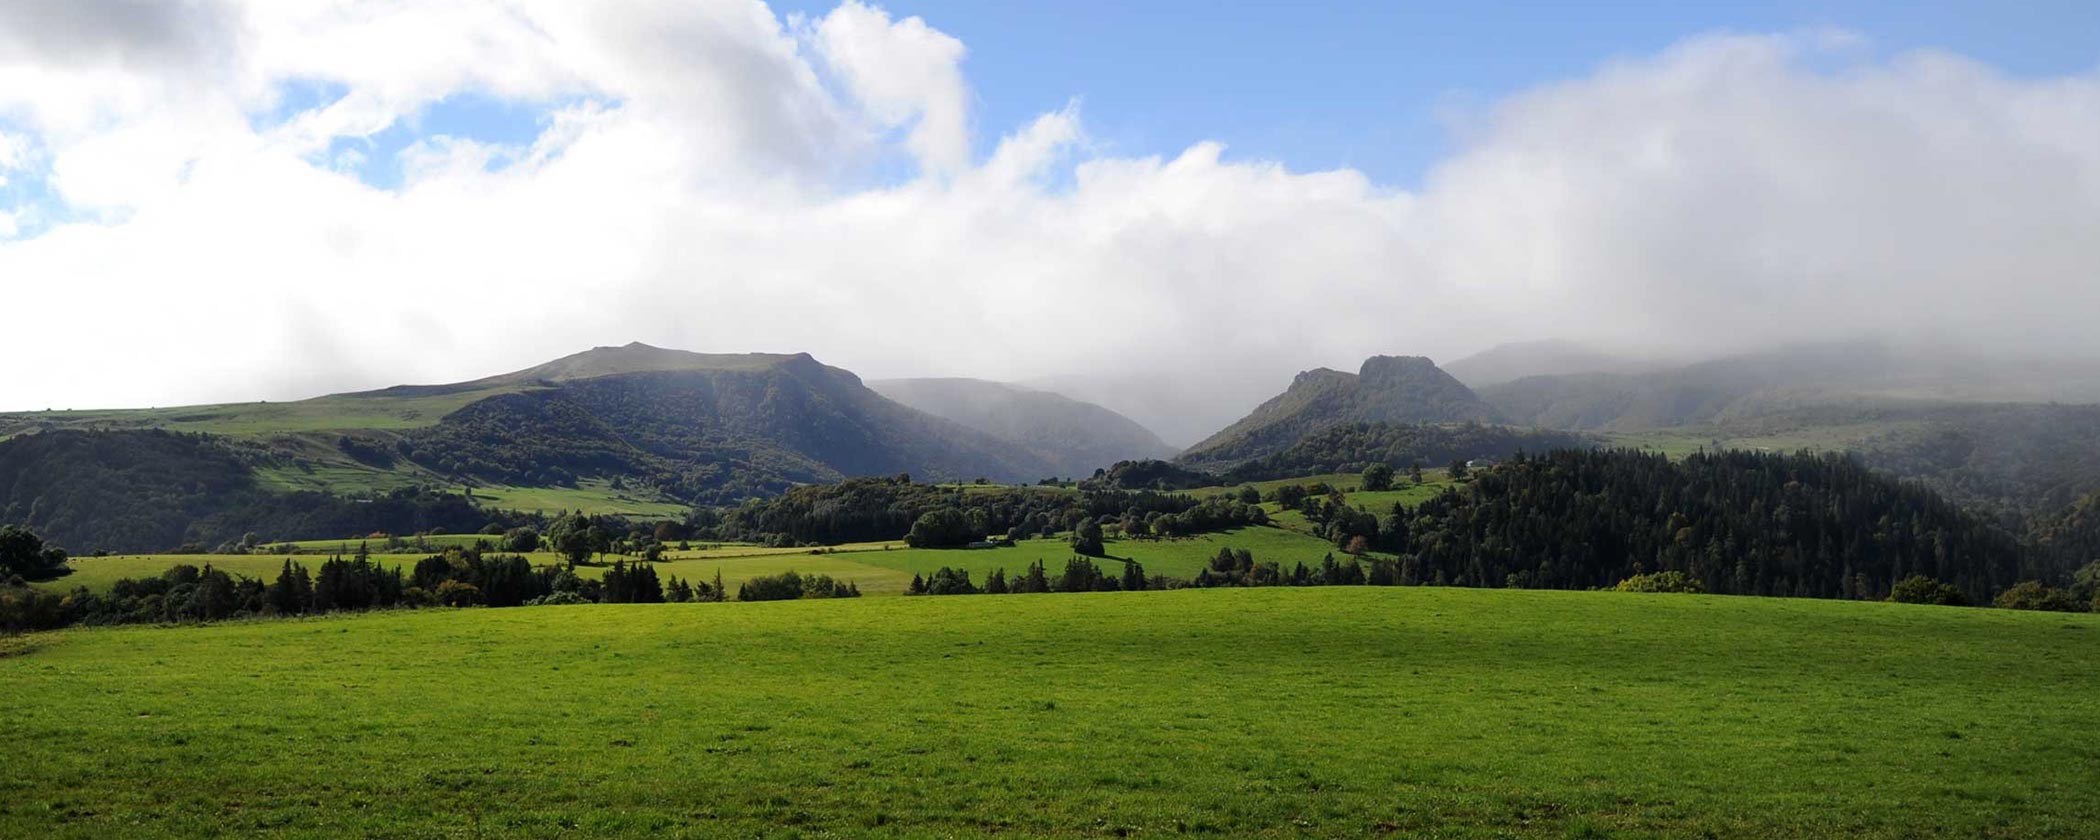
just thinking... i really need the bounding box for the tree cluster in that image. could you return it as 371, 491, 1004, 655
736, 570, 861, 601
0, 525, 68, 581
906, 557, 1146, 596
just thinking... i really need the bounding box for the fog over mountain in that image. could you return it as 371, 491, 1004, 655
3, 3, 2100, 423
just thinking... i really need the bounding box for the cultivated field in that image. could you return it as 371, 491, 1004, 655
3, 587, 2095, 838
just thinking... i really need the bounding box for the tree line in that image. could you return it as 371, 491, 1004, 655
0, 541, 763, 634
704, 474, 1267, 548
905, 557, 1147, 595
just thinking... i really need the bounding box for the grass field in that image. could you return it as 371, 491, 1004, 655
470, 480, 692, 518
36, 528, 1363, 597
274, 534, 505, 553
3, 587, 2096, 838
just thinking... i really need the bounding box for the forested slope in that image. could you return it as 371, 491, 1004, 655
1221, 422, 1593, 482
1320, 449, 2034, 603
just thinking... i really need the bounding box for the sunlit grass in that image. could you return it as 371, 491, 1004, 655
5, 588, 2095, 838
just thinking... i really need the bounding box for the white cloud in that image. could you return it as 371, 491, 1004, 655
0, 7, 2095, 445
0, 130, 24, 172
811, 0, 971, 175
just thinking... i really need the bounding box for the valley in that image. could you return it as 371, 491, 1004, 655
10, 6, 2099, 838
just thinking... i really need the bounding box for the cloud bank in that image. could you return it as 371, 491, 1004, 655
1, 2, 2097, 442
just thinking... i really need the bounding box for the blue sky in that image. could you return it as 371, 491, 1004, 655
760, 0, 2100, 186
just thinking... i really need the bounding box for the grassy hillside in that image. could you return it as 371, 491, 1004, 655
0, 344, 1088, 551
4, 588, 2096, 838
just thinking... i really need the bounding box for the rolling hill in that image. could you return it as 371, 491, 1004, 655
403, 350, 1056, 501
0, 344, 1060, 551
1477, 342, 2100, 519
869, 378, 1176, 477
1178, 355, 1501, 470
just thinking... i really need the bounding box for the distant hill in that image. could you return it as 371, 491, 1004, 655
406, 353, 1055, 502
1477, 342, 2100, 519
869, 378, 1175, 477
1179, 356, 1501, 470
1444, 340, 1653, 388
474, 342, 802, 386
1481, 341, 2100, 432
0, 344, 1065, 548
1478, 342, 1919, 431
1020, 371, 1273, 450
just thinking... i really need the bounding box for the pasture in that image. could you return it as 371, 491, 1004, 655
843, 528, 1359, 582
37, 528, 1361, 598
3, 587, 2096, 838
471, 480, 692, 518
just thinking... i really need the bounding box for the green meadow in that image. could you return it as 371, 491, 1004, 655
470, 480, 693, 518
3, 587, 2096, 838
846, 528, 1359, 580
39, 528, 1363, 598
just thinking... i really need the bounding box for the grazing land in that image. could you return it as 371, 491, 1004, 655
847, 528, 1355, 582
467, 481, 694, 518
37, 528, 1365, 599
3, 587, 2096, 838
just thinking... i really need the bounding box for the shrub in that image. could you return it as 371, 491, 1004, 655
501, 527, 540, 553
0, 585, 69, 633
738, 571, 861, 601
1993, 581, 2083, 612
525, 591, 590, 606
1615, 571, 1703, 594
399, 587, 438, 608
1888, 575, 1968, 606
906, 508, 976, 548
434, 579, 483, 607
0, 525, 69, 580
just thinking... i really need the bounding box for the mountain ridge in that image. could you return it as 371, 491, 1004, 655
1179, 355, 1501, 469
